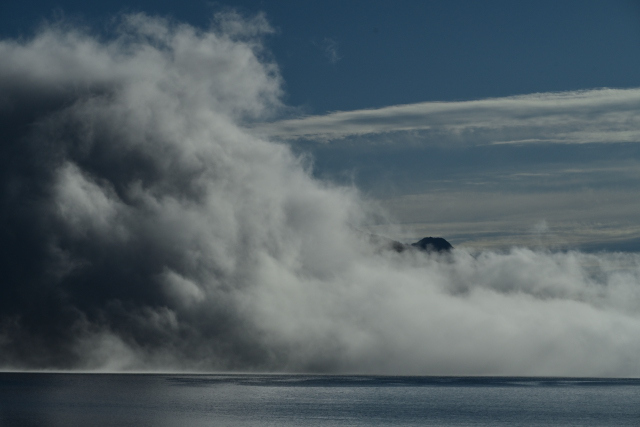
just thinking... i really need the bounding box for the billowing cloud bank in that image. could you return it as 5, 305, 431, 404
2, 13, 640, 376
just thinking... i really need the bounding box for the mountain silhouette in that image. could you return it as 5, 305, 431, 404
410, 237, 454, 253
366, 233, 453, 253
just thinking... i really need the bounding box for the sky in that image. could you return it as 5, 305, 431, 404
5, 0, 638, 249
4, 1, 640, 111
2, 1, 640, 375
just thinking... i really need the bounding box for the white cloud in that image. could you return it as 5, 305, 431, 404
256, 88, 640, 146
53, 163, 128, 240
2, 12, 640, 377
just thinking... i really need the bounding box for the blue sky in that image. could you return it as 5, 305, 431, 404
4, 0, 640, 249
4, 1, 640, 112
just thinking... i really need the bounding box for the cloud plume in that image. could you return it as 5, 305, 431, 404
2, 13, 640, 377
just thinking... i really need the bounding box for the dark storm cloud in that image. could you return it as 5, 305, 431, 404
2, 12, 640, 376
0, 12, 296, 370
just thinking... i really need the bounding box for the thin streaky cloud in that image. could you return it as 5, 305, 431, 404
256, 88, 640, 145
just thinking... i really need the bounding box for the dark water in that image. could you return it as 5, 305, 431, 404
1, 374, 639, 426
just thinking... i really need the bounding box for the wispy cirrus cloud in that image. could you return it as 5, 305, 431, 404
320, 37, 341, 64
257, 88, 640, 145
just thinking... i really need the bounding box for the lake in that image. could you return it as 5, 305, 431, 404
1, 373, 639, 426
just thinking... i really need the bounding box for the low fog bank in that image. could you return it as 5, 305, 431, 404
1, 13, 640, 376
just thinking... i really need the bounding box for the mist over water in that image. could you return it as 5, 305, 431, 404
1, 13, 640, 376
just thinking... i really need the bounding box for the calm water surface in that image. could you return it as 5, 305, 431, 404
1, 374, 639, 426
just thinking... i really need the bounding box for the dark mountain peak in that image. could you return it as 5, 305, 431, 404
411, 237, 454, 253
364, 231, 453, 254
